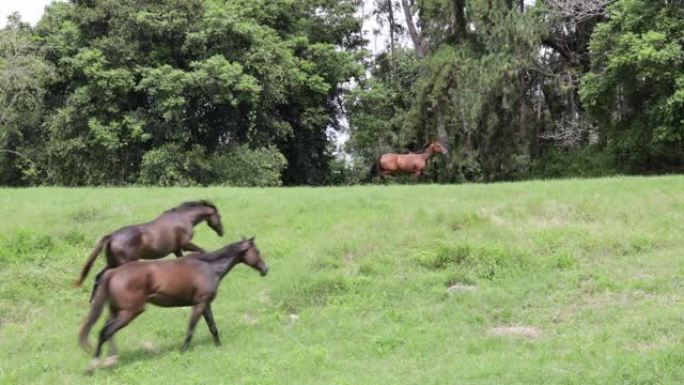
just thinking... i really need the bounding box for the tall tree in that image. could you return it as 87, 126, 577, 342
350, 0, 546, 182
0, 14, 54, 185
580, 0, 684, 171
5, 0, 365, 186
401, 0, 426, 59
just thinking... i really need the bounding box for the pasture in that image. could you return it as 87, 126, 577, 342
1, 176, 684, 384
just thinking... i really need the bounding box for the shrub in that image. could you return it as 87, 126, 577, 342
213, 145, 287, 187
139, 143, 287, 187
529, 147, 620, 179
139, 143, 212, 186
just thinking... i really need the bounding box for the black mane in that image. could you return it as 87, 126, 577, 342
169, 200, 217, 213
411, 142, 433, 154
193, 241, 243, 263
411, 140, 448, 154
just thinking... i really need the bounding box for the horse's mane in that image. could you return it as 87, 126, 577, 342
168, 200, 217, 213
411, 142, 434, 154
193, 241, 243, 262
410, 140, 448, 154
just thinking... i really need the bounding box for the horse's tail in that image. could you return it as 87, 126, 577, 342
366, 156, 381, 182
79, 270, 111, 352
75, 235, 111, 287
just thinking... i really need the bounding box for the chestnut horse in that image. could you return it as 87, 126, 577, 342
79, 237, 268, 373
75, 200, 224, 301
372, 140, 449, 180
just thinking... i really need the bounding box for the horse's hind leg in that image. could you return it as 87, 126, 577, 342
378, 171, 389, 184
85, 314, 117, 373
103, 308, 120, 367
202, 304, 221, 347
181, 303, 207, 352
87, 308, 142, 373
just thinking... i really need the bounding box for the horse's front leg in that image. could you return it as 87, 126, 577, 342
181, 303, 207, 352
182, 242, 205, 253
202, 303, 221, 347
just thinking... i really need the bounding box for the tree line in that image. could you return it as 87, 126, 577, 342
348, 0, 684, 182
1, 0, 682, 186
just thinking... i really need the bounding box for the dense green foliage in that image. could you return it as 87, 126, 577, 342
0, 0, 362, 186
347, 0, 684, 182
138, 143, 286, 187
2, 177, 684, 383
1, 0, 683, 185
580, 0, 684, 172
0, 15, 55, 184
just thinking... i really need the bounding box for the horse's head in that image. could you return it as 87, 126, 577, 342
237, 237, 269, 277
175, 200, 224, 236
202, 202, 224, 236
430, 141, 449, 156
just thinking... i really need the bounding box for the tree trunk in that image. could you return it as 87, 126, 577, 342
387, 0, 396, 60
452, 0, 467, 42
401, 0, 426, 59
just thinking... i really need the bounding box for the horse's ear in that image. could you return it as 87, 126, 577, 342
238, 239, 251, 252
249, 236, 255, 244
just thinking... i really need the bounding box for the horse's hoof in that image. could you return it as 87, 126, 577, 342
101, 355, 118, 368
84, 358, 100, 374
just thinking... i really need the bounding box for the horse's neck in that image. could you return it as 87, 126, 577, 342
420, 148, 434, 161
186, 209, 209, 226
211, 254, 241, 279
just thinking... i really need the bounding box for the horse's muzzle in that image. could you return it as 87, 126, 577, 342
260, 266, 269, 277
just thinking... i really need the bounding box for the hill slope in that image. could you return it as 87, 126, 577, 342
1, 177, 684, 384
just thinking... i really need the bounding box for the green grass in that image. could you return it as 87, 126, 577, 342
1, 176, 684, 384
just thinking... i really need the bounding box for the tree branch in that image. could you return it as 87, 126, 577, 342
0, 149, 35, 165
541, 37, 572, 62
401, 0, 426, 59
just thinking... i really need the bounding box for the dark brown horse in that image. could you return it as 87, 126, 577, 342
75, 200, 224, 300
79, 237, 268, 373
372, 140, 449, 180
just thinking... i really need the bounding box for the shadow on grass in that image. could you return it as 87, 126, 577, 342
100, 335, 219, 370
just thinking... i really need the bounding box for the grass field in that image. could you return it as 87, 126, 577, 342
1, 176, 684, 384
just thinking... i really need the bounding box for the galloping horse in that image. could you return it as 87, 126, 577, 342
372, 140, 449, 180
79, 238, 268, 373
75, 200, 224, 300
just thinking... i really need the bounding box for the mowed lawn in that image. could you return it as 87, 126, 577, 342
1, 176, 684, 384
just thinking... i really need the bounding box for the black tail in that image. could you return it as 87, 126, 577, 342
366, 157, 380, 183
76, 235, 111, 287
79, 270, 111, 352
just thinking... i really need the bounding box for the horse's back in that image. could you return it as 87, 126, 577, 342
107, 226, 146, 261
379, 153, 399, 171
380, 153, 424, 173
109, 258, 215, 307
109, 214, 189, 261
